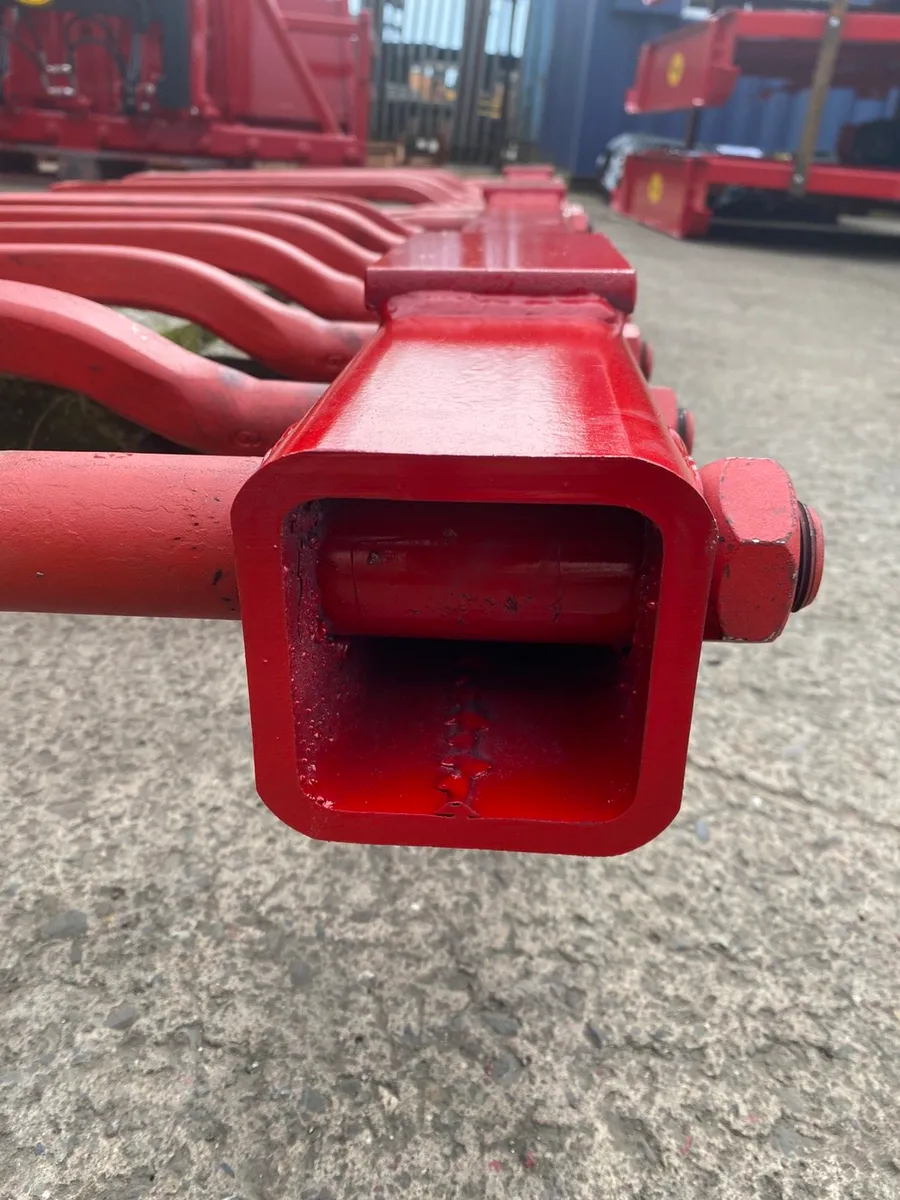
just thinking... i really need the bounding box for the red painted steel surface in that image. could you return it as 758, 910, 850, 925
0, 0, 370, 166
0, 172, 825, 858
68, 169, 481, 205
383, 201, 591, 235
0, 112, 361, 164
501, 165, 556, 181
383, 206, 484, 232
18, 191, 403, 254
0, 453, 255, 618
366, 229, 637, 314
0, 245, 372, 382
316, 502, 644, 645
627, 9, 900, 115
613, 154, 712, 239
230, 220, 723, 857
0, 282, 325, 454
0, 222, 371, 320
231, 301, 713, 854
0, 112, 362, 165
701, 458, 821, 643
613, 150, 900, 238
0, 205, 375, 278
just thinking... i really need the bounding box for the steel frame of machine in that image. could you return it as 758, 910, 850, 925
0, 0, 371, 168
0, 165, 823, 858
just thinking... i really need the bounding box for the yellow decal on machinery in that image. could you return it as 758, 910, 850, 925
646, 172, 664, 206
16, 0, 54, 6
666, 51, 685, 89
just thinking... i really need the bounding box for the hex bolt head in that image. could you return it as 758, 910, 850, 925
700, 458, 824, 642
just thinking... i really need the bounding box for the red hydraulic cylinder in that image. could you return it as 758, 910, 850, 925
0, 452, 255, 619
0, 224, 371, 322
0, 205, 378, 279
0, 282, 325, 454
0, 245, 372, 381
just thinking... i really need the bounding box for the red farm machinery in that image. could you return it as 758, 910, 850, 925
615, 0, 900, 237
0, 163, 825, 857
0, 0, 370, 174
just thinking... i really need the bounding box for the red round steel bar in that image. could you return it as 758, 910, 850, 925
117, 167, 476, 195
114, 167, 476, 192
318, 500, 643, 645
0, 224, 371, 322
0, 205, 377, 279
0, 245, 373, 382
0, 282, 325, 454
58, 170, 473, 205
48, 184, 413, 241
300, 196, 413, 238
7, 191, 403, 254
0, 452, 255, 619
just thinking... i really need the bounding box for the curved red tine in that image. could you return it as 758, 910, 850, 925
4, 190, 404, 254
0, 244, 373, 382
0, 281, 326, 454
55, 170, 469, 205
0, 204, 377, 278
0, 222, 372, 321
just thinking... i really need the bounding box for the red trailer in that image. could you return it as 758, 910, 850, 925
0, 0, 370, 172
614, 2, 900, 237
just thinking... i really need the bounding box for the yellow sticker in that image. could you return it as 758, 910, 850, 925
646, 172, 664, 205
666, 51, 685, 89
16, 0, 54, 6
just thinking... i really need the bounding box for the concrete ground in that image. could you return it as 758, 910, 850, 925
0, 196, 898, 1200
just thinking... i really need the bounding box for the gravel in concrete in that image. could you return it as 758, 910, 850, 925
0, 199, 898, 1200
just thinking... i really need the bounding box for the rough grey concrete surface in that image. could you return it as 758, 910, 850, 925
1, 198, 899, 1200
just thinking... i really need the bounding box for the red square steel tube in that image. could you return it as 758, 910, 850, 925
231, 228, 716, 857
0, 206, 824, 860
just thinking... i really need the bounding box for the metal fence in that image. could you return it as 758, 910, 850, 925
362, 0, 530, 164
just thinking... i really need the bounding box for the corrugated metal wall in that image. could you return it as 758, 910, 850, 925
528, 0, 899, 179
